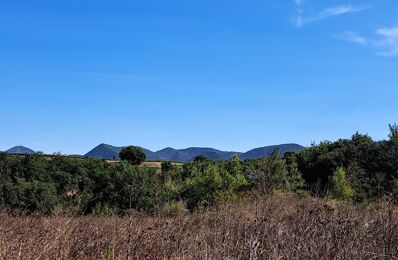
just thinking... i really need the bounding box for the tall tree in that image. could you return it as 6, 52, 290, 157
119, 146, 146, 165
389, 124, 398, 146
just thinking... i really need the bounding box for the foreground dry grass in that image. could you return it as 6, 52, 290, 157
0, 195, 397, 259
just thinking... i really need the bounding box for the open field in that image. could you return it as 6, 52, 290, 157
1, 195, 397, 259
105, 160, 183, 174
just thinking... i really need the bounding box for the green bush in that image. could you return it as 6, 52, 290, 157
330, 167, 354, 200
182, 157, 248, 210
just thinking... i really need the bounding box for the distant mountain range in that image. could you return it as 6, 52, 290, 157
85, 143, 304, 162
1, 143, 305, 162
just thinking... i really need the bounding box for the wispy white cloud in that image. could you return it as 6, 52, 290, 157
294, 16, 304, 28
292, 0, 303, 27
336, 31, 369, 45
337, 25, 398, 57
375, 26, 398, 56
293, 1, 369, 28
316, 5, 368, 20
294, 0, 303, 7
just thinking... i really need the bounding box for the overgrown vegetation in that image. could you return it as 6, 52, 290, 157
1, 196, 397, 259
0, 125, 397, 215
290, 124, 398, 201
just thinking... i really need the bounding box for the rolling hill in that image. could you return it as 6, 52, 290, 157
4, 146, 35, 155
239, 144, 304, 160
85, 143, 304, 162
85, 144, 159, 160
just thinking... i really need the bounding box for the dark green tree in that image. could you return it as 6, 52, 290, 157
193, 155, 208, 162
389, 124, 398, 146
161, 161, 174, 174
119, 146, 146, 165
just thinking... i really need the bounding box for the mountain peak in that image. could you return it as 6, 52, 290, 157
157, 147, 176, 152
5, 146, 35, 155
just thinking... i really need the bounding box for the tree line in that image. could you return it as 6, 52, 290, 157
0, 124, 397, 215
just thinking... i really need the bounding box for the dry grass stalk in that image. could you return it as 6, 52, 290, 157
0, 195, 397, 259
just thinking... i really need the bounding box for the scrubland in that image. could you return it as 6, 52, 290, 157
1, 195, 397, 259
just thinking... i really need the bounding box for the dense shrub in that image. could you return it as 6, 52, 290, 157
182, 156, 248, 210
289, 126, 398, 200
244, 151, 305, 194
0, 155, 163, 215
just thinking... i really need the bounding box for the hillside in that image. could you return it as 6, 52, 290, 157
85, 144, 159, 160
4, 146, 35, 155
239, 144, 304, 160
84, 143, 304, 161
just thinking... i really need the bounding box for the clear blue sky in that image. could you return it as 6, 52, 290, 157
1, 0, 397, 154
